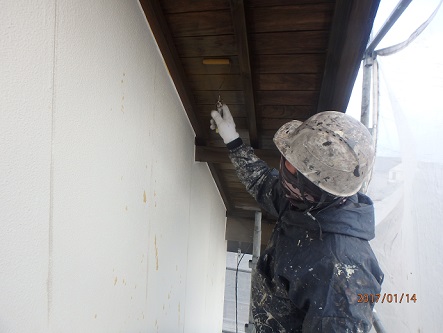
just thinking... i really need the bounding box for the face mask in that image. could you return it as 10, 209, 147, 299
279, 157, 323, 206
280, 156, 346, 213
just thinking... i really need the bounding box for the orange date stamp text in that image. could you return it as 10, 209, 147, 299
357, 293, 417, 303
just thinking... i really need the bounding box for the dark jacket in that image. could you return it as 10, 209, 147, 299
228, 140, 384, 332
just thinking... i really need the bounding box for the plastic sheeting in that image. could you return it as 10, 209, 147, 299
347, 1, 443, 331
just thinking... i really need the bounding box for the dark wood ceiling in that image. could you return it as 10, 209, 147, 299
140, 0, 380, 252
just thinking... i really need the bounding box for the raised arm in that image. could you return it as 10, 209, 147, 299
210, 104, 284, 216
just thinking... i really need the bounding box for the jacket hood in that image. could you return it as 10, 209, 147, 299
316, 193, 375, 240
281, 192, 375, 241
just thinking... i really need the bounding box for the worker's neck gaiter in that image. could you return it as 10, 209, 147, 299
279, 157, 337, 211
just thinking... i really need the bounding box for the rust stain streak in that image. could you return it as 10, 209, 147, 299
155, 235, 159, 270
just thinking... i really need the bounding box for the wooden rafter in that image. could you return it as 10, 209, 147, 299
317, 0, 380, 113
229, 0, 258, 148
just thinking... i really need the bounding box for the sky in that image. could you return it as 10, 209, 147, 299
347, 0, 443, 163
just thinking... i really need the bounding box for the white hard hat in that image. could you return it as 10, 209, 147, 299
273, 111, 375, 197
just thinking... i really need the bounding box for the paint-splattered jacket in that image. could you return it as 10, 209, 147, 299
227, 139, 384, 333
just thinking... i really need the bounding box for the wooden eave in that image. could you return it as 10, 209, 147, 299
140, 0, 380, 253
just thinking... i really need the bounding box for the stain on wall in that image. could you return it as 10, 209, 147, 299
155, 235, 159, 271
0, 0, 228, 332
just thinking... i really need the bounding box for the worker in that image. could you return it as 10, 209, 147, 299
210, 105, 384, 332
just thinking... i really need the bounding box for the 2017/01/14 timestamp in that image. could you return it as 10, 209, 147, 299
357, 293, 417, 303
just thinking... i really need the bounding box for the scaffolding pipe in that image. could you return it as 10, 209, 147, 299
372, 58, 380, 149
245, 211, 262, 333
373, 311, 387, 333
361, 56, 373, 129
252, 211, 262, 265
366, 0, 413, 55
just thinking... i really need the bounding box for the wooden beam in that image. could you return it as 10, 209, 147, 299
317, 0, 380, 113
230, 0, 258, 148
139, 0, 205, 140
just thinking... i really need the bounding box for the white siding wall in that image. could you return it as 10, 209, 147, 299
0, 1, 227, 332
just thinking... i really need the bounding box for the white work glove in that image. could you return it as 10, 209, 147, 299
210, 104, 240, 144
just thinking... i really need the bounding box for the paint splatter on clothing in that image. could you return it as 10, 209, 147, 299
228, 142, 384, 332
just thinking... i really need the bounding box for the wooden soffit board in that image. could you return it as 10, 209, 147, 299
140, 0, 380, 252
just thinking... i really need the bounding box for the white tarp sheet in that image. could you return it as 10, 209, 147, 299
347, 1, 443, 331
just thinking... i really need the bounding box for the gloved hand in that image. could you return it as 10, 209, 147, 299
210, 104, 240, 144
